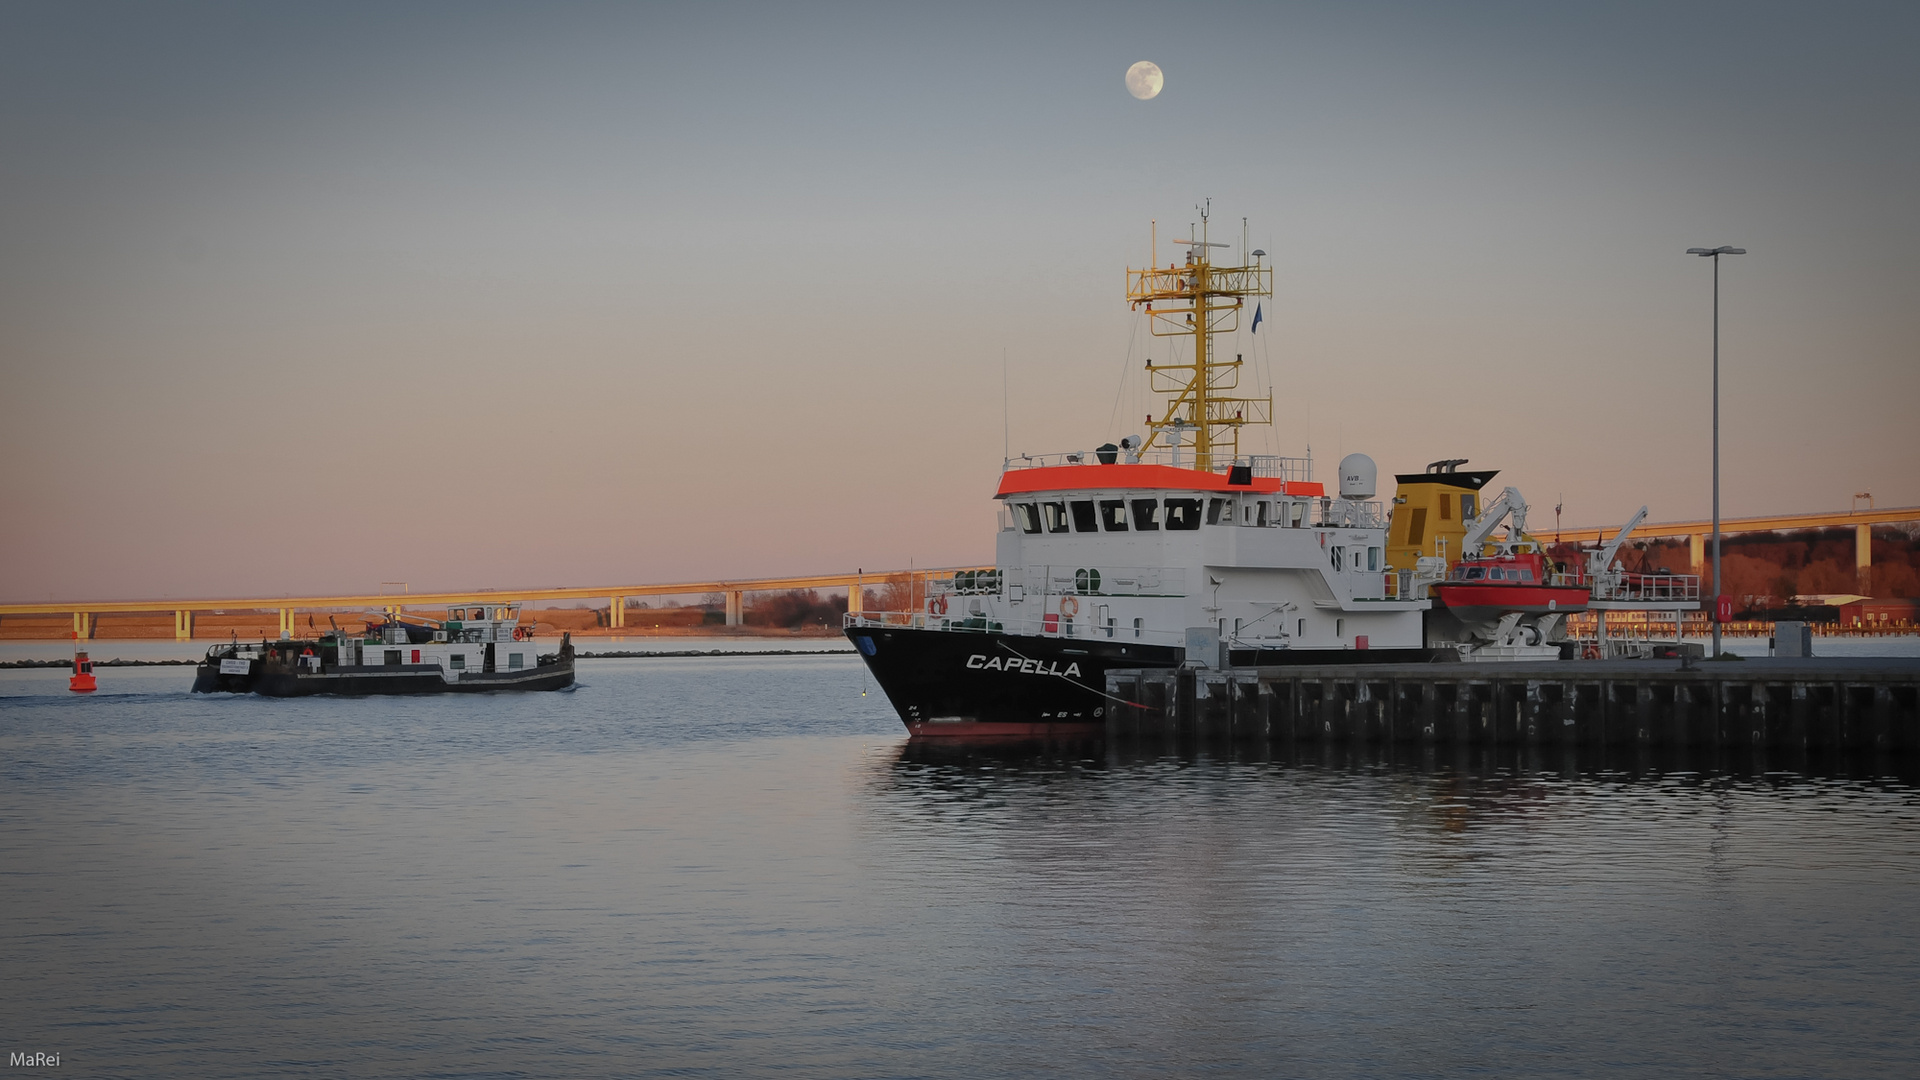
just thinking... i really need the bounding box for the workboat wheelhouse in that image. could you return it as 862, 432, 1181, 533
847, 210, 1434, 737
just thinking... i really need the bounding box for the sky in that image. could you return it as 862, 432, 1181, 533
3, 0, 1916, 602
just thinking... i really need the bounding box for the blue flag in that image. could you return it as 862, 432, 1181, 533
1251, 303, 1263, 334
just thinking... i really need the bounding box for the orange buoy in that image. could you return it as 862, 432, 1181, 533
69, 633, 96, 693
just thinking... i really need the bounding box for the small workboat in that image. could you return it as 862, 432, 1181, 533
1432, 547, 1589, 624
193, 604, 574, 696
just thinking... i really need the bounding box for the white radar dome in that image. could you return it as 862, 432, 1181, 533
1338, 453, 1377, 500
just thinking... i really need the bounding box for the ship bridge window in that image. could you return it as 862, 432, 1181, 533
1013, 503, 1042, 534
1100, 500, 1129, 531
1130, 499, 1160, 530
1465, 566, 1485, 580
1207, 498, 1226, 525
1165, 498, 1203, 531
1070, 500, 1099, 533
1042, 501, 1070, 533
1331, 547, 1344, 572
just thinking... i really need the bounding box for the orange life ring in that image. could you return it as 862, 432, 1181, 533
929, 595, 948, 616
513, 627, 526, 640
1059, 595, 1079, 618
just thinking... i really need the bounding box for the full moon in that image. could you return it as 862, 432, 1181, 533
1125, 60, 1163, 100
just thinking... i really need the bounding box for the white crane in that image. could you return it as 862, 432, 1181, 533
1460, 486, 1532, 556
1586, 506, 1649, 601
1586, 506, 1649, 579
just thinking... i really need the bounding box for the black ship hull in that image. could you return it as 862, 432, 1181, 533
194, 660, 574, 696
847, 624, 1461, 737
846, 624, 1182, 737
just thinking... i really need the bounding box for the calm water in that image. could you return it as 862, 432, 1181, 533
3, 657, 1918, 1078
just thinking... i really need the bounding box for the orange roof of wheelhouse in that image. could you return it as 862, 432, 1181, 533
996, 463, 1325, 499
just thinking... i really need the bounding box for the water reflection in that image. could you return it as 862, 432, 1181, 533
8, 655, 1918, 1078
855, 738, 1920, 1078
888, 735, 1920, 786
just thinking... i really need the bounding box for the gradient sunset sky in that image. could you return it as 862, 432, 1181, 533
3, 1, 1915, 601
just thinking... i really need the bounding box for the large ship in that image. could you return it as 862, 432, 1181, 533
193, 604, 575, 696
846, 211, 1434, 737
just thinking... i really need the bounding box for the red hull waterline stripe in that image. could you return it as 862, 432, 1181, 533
906, 720, 1105, 739
996, 463, 1324, 498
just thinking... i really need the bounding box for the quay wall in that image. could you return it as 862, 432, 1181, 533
1106, 658, 1920, 752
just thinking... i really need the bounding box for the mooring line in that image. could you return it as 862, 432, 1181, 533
994, 639, 1150, 711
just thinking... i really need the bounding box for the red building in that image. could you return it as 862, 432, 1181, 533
1837, 597, 1920, 629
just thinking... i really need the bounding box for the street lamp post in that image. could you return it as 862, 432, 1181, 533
1686, 245, 1746, 659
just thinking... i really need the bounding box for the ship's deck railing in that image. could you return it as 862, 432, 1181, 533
1003, 450, 1312, 482
845, 609, 1190, 647
1314, 500, 1387, 530
1590, 571, 1702, 603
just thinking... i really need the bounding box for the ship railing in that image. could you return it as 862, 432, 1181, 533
1312, 499, 1387, 529
844, 609, 1190, 646
1590, 572, 1701, 603
1002, 450, 1312, 481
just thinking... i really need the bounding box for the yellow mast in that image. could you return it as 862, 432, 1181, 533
1125, 203, 1274, 473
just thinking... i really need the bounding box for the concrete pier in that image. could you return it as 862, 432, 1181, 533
1106, 658, 1920, 751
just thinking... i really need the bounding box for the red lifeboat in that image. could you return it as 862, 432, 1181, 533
1432, 548, 1589, 624
69, 633, 97, 693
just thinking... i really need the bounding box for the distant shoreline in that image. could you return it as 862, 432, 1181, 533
0, 610, 845, 642
3, 648, 855, 668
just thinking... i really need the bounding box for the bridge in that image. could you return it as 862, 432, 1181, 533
1, 567, 987, 641
11, 505, 1916, 641
1562, 505, 1920, 591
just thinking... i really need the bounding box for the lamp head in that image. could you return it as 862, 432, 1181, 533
1687, 246, 1747, 256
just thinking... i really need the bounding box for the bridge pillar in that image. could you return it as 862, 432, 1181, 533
1858, 523, 1873, 594
848, 584, 862, 615
174, 610, 194, 641
725, 590, 744, 627
1689, 532, 1705, 574
73, 612, 94, 639
611, 596, 625, 629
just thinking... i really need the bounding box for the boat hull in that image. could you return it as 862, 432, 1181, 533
845, 625, 1455, 736
193, 658, 574, 695
846, 624, 1182, 737
1431, 583, 1589, 624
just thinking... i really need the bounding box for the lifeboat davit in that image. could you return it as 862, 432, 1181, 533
69, 633, 97, 693
1432, 548, 1589, 624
